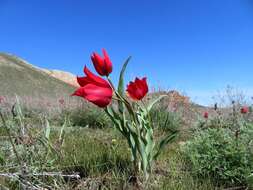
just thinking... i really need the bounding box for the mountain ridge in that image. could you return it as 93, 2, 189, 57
0, 53, 76, 98
0, 53, 78, 87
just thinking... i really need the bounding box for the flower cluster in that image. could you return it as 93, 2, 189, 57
72, 49, 148, 107
203, 105, 250, 120
72, 49, 176, 180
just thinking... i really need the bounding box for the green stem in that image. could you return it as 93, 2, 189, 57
106, 76, 144, 176
141, 100, 152, 128
106, 76, 138, 125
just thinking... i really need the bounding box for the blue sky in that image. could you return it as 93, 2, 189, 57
1, 0, 253, 105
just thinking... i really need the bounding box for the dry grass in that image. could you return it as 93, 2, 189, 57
0, 90, 252, 189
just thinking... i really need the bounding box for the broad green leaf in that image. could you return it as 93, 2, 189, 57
105, 107, 124, 133
105, 107, 114, 118
105, 106, 122, 120
139, 139, 149, 177
153, 130, 178, 160
117, 56, 131, 113
147, 95, 167, 112
145, 128, 155, 161
126, 121, 137, 136
128, 134, 137, 161
118, 56, 131, 96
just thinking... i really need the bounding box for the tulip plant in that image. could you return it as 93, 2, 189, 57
73, 49, 178, 180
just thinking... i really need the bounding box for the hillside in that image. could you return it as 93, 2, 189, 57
42, 69, 78, 87
0, 53, 75, 98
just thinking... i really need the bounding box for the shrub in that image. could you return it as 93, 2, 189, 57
68, 107, 112, 128
150, 107, 182, 132
182, 123, 253, 186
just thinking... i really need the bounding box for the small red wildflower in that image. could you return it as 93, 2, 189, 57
203, 112, 209, 119
240, 106, 249, 114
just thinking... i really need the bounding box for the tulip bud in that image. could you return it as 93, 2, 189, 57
91, 49, 112, 76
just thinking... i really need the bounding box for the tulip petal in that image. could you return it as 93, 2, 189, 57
84, 84, 112, 107
76, 76, 91, 87
102, 49, 112, 75
72, 87, 85, 97
83, 66, 110, 87
142, 77, 148, 94
127, 84, 138, 100
140, 77, 148, 95
90, 49, 112, 76
93, 52, 104, 66
91, 53, 105, 76
126, 77, 148, 101
72, 84, 112, 107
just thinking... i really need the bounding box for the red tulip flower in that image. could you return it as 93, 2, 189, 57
203, 112, 209, 119
126, 77, 148, 101
91, 49, 112, 76
241, 106, 249, 114
72, 66, 113, 107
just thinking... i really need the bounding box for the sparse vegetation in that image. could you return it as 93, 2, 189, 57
0, 92, 252, 189
182, 126, 253, 187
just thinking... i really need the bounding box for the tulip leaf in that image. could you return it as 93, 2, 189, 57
118, 56, 131, 113
138, 138, 148, 175
145, 128, 154, 159
147, 95, 167, 112
105, 107, 125, 133
118, 56, 131, 95
153, 130, 178, 160
128, 134, 137, 161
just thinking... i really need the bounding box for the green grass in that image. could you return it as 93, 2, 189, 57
51, 127, 218, 189
0, 118, 218, 189
0, 96, 250, 189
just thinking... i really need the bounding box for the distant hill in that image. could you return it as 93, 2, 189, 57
42, 69, 78, 87
0, 53, 75, 98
